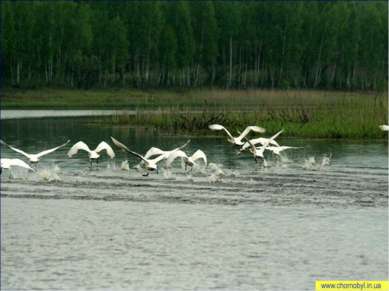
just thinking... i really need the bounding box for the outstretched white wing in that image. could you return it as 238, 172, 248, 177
268, 130, 283, 144
110, 137, 147, 163
191, 149, 207, 165
265, 138, 280, 147
266, 146, 300, 155
176, 139, 191, 150
111, 136, 131, 152
241, 137, 280, 151
128, 150, 148, 163
166, 150, 188, 168
95, 141, 115, 159
145, 139, 191, 160
1, 158, 34, 171
0, 140, 32, 160
67, 141, 91, 157
261, 130, 284, 149
379, 125, 389, 131
150, 153, 170, 165
36, 140, 70, 158
241, 136, 281, 151
144, 147, 166, 159
250, 130, 283, 158
209, 124, 234, 140
236, 126, 265, 141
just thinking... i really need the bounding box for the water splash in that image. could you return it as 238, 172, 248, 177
120, 160, 130, 172
207, 163, 225, 183
302, 154, 332, 170
162, 168, 173, 179
303, 156, 316, 169
320, 154, 332, 169
277, 154, 293, 169
37, 167, 61, 182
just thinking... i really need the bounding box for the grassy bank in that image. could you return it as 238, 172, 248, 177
2, 88, 388, 139
95, 105, 387, 139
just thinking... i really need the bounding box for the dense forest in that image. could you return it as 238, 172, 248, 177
1, 1, 387, 90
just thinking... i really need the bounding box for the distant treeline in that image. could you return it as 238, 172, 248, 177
1, 1, 387, 90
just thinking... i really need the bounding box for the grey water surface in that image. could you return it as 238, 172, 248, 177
1, 109, 127, 120
1, 115, 388, 291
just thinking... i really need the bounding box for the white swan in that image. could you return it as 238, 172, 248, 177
110, 137, 166, 176
0, 158, 34, 174
144, 140, 191, 159
166, 149, 207, 171
0, 139, 70, 164
244, 130, 284, 163
67, 141, 115, 167
379, 125, 389, 131
209, 124, 265, 146
240, 137, 280, 152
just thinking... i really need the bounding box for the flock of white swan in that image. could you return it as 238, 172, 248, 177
1, 124, 388, 177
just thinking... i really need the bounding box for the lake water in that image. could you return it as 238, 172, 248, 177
1, 109, 128, 120
1, 113, 388, 290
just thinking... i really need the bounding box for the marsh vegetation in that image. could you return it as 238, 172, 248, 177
3, 88, 387, 139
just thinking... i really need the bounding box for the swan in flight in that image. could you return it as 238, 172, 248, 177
0, 158, 34, 175
166, 149, 207, 171
0, 139, 70, 165
111, 137, 167, 176
379, 125, 389, 131
240, 137, 280, 152
67, 141, 115, 168
209, 124, 265, 146
143, 140, 191, 160
244, 130, 284, 164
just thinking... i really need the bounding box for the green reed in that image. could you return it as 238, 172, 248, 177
5, 87, 387, 138
101, 97, 387, 139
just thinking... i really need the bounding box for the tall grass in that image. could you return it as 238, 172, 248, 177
4, 87, 387, 138
99, 96, 387, 139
